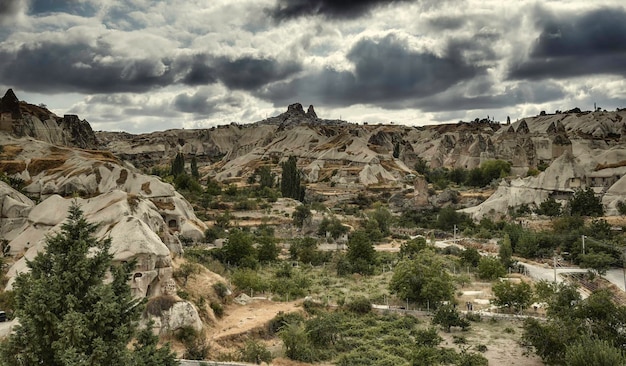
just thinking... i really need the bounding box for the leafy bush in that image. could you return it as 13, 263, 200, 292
213, 282, 230, 299
477, 256, 506, 280
239, 339, 273, 364
210, 302, 224, 318
176, 326, 210, 360
432, 305, 470, 332
345, 296, 372, 314
231, 268, 268, 293
268, 311, 305, 335
568, 188, 603, 217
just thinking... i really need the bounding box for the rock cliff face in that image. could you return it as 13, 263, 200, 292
93, 106, 626, 217
0, 89, 99, 149
0, 133, 207, 297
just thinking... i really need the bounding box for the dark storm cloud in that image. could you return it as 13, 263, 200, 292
0, 38, 301, 94
173, 90, 244, 116
27, 0, 96, 16
268, 0, 413, 20
175, 54, 218, 86
0, 41, 176, 93
0, 0, 21, 24
214, 56, 302, 90
510, 7, 626, 80
176, 54, 302, 90
0, 0, 20, 15
426, 15, 467, 31
260, 34, 482, 106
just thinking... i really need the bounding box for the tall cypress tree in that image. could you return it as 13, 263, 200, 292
170, 152, 185, 177
0, 203, 178, 366
280, 156, 304, 201
190, 156, 199, 180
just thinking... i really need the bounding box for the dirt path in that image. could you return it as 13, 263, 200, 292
208, 299, 302, 342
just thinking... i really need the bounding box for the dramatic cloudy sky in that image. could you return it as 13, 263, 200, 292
1, 0, 626, 133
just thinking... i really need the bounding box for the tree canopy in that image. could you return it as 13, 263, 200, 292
0, 203, 177, 366
389, 249, 454, 306
281, 156, 304, 202
568, 187, 603, 217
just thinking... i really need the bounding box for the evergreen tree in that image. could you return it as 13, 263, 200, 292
568, 187, 604, 217
190, 156, 199, 180
0, 203, 177, 366
281, 156, 304, 201
257, 166, 275, 189
170, 152, 185, 177
499, 234, 513, 269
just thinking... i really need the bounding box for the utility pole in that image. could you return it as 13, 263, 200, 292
582, 235, 586, 255
453, 225, 457, 242
553, 256, 557, 283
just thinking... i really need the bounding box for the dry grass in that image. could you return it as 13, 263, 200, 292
595, 160, 626, 171
82, 149, 119, 164
0, 160, 26, 174
27, 158, 66, 176
141, 181, 152, 194
152, 199, 175, 211
0, 145, 23, 159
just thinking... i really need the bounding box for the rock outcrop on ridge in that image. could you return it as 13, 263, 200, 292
0, 89, 99, 149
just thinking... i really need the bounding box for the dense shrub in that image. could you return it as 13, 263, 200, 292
345, 296, 372, 314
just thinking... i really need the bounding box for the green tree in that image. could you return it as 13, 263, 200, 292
491, 280, 533, 313
536, 197, 562, 217
132, 321, 179, 366
304, 312, 341, 348
369, 204, 393, 237
190, 156, 199, 180
0, 203, 177, 366
415, 157, 429, 175
457, 352, 488, 366
257, 235, 280, 263
281, 156, 304, 201
477, 257, 506, 280
239, 339, 273, 364
170, 152, 185, 177
174, 262, 202, 286
280, 323, 317, 362
436, 207, 472, 231
564, 336, 626, 366
318, 215, 349, 240
618, 201, 626, 216
345, 230, 376, 275
432, 304, 470, 332
461, 247, 481, 268
578, 252, 615, 276
568, 188, 604, 217
220, 229, 257, 268
292, 205, 311, 228
390, 249, 454, 306
522, 317, 579, 365
499, 234, 513, 268
257, 166, 275, 189
399, 236, 428, 259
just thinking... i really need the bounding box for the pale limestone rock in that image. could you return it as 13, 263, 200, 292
159, 301, 203, 333
0, 181, 33, 242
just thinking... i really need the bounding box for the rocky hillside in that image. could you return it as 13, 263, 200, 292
96, 102, 626, 218
0, 90, 211, 334
0, 89, 98, 149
